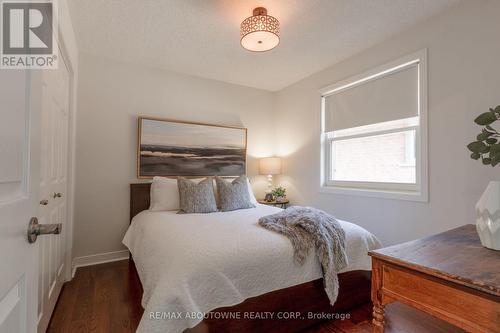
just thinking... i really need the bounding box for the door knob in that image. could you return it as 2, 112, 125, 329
40, 199, 49, 206
53, 192, 62, 198
27, 217, 62, 244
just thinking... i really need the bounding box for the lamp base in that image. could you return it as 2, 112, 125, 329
267, 174, 273, 194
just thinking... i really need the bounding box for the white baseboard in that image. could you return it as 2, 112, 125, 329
71, 250, 129, 278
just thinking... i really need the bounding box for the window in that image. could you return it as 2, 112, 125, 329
320, 50, 428, 201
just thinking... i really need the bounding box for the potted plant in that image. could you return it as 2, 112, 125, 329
467, 105, 500, 250
272, 186, 287, 203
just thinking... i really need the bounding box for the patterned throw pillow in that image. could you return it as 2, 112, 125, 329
177, 177, 217, 213
215, 176, 256, 212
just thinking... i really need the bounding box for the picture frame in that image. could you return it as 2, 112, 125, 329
137, 117, 247, 178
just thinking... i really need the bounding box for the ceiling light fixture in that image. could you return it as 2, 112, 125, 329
240, 7, 280, 52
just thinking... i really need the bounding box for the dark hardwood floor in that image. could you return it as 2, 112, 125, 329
47, 260, 464, 333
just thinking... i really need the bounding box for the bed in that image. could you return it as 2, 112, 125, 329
124, 183, 381, 333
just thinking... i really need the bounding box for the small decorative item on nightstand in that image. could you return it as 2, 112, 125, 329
264, 193, 274, 202
271, 186, 287, 203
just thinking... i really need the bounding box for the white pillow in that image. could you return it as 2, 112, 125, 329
246, 177, 258, 206
149, 177, 179, 211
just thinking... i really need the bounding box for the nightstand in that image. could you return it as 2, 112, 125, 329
257, 199, 290, 209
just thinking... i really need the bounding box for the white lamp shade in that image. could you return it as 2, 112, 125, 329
259, 157, 282, 175
241, 31, 279, 52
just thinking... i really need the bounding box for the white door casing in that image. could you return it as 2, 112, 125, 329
0, 70, 39, 332
37, 53, 71, 333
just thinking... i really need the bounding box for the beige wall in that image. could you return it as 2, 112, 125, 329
274, 0, 500, 245
73, 54, 275, 258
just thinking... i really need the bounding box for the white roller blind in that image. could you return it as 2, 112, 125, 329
324, 63, 418, 132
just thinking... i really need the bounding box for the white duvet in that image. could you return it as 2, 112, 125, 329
122, 204, 381, 333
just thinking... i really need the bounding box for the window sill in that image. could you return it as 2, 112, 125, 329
319, 185, 428, 202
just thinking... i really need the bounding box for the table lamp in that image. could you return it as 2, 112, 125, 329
259, 157, 282, 196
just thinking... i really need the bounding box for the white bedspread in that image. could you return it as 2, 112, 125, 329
122, 204, 381, 333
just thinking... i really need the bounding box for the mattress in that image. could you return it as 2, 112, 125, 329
122, 204, 381, 333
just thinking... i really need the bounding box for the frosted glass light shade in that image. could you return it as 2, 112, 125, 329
240, 7, 280, 52
259, 157, 282, 175
476, 181, 500, 250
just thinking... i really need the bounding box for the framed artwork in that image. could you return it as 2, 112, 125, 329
137, 117, 247, 178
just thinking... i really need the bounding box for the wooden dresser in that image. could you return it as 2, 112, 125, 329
369, 224, 500, 333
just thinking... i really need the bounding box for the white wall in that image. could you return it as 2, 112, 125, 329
274, 0, 500, 246
73, 54, 275, 258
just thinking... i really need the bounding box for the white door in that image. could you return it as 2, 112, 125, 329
0, 70, 39, 332
37, 54, 70, 333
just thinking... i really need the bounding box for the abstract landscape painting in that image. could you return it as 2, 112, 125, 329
138, 118, 247, 177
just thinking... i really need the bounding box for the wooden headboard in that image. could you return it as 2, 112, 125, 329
130, 183, 152, 223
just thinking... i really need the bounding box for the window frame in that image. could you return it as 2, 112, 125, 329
320, 50, 428, 202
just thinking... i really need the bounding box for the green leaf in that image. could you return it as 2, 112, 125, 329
474, 112, 497, 125
495, 105, 500, 113
486, 138, 498, 144
477, 132, 492, 141
482, 157, 492, 165
471, 152, 481, 160
490, 143, 500, 154
467, 141, 489, 153
486, 125, 495, 131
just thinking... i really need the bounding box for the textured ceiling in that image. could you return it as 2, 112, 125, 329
68, 0, 459, 91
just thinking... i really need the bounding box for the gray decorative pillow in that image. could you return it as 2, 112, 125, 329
215, 176, 256, 212
177, 177, 217, 213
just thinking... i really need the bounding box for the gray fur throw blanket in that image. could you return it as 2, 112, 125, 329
258, 206, 348, 305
